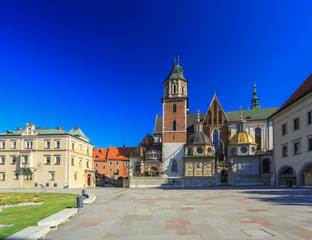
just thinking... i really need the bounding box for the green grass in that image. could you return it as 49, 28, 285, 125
0, 193, 78, 239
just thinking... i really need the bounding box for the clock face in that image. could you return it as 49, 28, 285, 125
251, 147, 256, 152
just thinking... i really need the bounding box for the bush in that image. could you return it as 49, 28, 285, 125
118, 176, 123, 180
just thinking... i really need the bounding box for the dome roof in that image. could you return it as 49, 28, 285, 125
229, 132, 256, 146
188, 132, 213, 145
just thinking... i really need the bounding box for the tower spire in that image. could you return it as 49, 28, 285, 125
251, 80, 260, 109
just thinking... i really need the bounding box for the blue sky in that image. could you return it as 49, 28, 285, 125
0, 1, 312, 148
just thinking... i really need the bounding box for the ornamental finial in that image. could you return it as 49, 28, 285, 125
177, 55, 180, 65
240, 106, 243, 120
197, 109, 200, 121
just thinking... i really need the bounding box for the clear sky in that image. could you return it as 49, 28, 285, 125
1, 1, 312, 148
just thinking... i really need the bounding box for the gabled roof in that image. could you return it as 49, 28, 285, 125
164, 60, 186, 83
270, 73, 312, 118
69, 128, 89, 141
203, 93, 229, 123
226, 107, 279, 122
93, 148, 109, 161
107, 147, 136, 160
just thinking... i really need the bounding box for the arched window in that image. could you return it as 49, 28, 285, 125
208, 111, 212, 125
218, 111, 222, 124
171, 159, 178, 172
165, 87, 169, 97
262, 159, 270, 174
173, 104, 176, 113
214, 101, 217, 125
213, 129, 219, 149
173, 120, 176, 131
255, 127, 262, 150
173, 84, 177, 94
182, 86, 184, 95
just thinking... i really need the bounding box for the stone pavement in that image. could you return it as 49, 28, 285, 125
3, 187, 312, 239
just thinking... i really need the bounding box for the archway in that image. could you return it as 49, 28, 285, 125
278, 166, 296, 186
150, 166, 159, 176
221, 169, 228, 183
299, 162, 312, 186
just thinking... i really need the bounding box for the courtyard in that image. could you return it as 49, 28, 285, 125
36, 186, 312, 240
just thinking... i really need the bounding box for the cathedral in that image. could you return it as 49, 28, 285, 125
130, 59, 279, 187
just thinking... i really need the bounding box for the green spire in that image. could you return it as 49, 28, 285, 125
251, 82, 260, 109
164, 58, 186, 82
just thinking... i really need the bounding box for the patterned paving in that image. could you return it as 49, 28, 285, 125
13, 187, 312, 240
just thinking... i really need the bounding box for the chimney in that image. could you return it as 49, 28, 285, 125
37, 127, 43, 130
57, 126, 63, 130
123, 143, 125, 153
16, 127, 22, 131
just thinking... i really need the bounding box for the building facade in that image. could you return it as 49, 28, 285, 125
270, 74, 312, 187
0, 123, 94, 188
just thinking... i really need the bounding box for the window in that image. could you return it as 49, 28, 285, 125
182, 86, 184, 95
208, 111, 212, 125
0, 157, 5, 164
103, 165, 105, 169
12, 141, 17, 149
213, 101, 217, 125
116, 168, 119, 175
25, 173, 32, 180
173, 120, 176, 131
125, 161, 128, 166
95, 163, 98, 167
46, 156, 51, 164
255, 127, 262, 150
50, 172, 55, 180
282, 146, 287, 157
165, 87, 169, 96
173, 84, 177, 94
72, 142, 75, 150
87, 148, 90, 155
80, 144, 83, 151
109, 161, 112, 165
262, 159, 270, 174
171, 160, 178, 172
86, 161, 90, 168
26, 141, 33, 149
71, 157, 75, 165
282, 124, 287, 135
56, 141, 61, 149
218, 111, 222, 124
116, 161, 119, 166
23, 156, 28, 163
213, 129, 219, 149
109, 168, 112, 172
196, 147, 203, 154
308, 111, 312, 125
55, 156, 61, 164
46, 141, 51, 149
240, 147, 247, 153
79, 159, 83, 167
173, 104, 176, 113
294, 118, 299, 130
1, 141, 5, 149
14, 172, 19, 180
309, 138, 312, 151
74, 173, 78, 180
11, 156, 16, 164
294, 142, 300, 155
0, 173, 5, 181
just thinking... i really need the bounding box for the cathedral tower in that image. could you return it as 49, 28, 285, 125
162, 59, 188, 176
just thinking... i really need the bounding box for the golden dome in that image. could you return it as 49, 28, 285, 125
229, 132, 256, 146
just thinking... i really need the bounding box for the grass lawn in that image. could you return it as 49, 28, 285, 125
0, 193, 78, 240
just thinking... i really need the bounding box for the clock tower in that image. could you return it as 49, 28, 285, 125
162, 59, 188, 176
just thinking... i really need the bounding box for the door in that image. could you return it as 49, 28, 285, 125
221, 170, 228, 183
87, 174, 91, 186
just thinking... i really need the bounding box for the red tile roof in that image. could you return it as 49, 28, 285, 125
271, 73, 312, 117
107, 147, 136, 160
93, 148, 108, 161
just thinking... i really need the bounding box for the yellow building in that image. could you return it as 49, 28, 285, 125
0, 123, 94, 188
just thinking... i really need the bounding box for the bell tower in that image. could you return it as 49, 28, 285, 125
162, 58, 188, 177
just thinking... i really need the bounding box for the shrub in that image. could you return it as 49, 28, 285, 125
118, 176, 123, 180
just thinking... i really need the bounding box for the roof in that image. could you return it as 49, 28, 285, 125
107, 147, 136, 160
164, 60, 186, 83
0, 128, 69, 136
153, 108, 278, 134
229, 132, 256, 146
68, 128, 89, 140
93, 148, 109, 161
226, 108, 280, 122
270, 73, 312, 118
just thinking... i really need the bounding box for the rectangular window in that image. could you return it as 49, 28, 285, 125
72, 142, 75, 150
25, 173, 32, 180
103, 165, 105, 169
109, 168, 112, 172
116, 161, 119, 166
79, 159, 83, 167
50, 172, 55, 180
26, 141, 33, 149
12, 156, 16, 164
46, 141, 51, 149
282, 124, 287, 135
71, 157, 75, 165
0, 173, 5, 181
86, 161, 89, 168
46, 156, 51, 164
56, 141, 61, 149
1, 141, 5, 149
14, 172, 19, 180
294, 118, 299, 130
0, 157, 5, 164
12, 141, 17, 149
95, 163, 98, 167
109, 161, 112, 165
282, 146, 287, 157
87, 148, 90, 155
309, 138, 312, 151
74, 173, 78, 180
294, 142, 300, 155
308, 111, 312, 125
56, 157, 61, 164
23, 156, 28, 163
